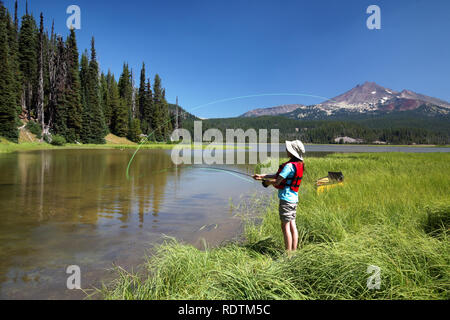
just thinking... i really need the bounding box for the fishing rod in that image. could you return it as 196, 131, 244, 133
195, 166, 255, 178
153, 165, 273, 186
196, 166, 275, 187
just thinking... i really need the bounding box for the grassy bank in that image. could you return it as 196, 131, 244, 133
0, 140, 174, 153
100, 153, 449, 300
0, 138, 240, 154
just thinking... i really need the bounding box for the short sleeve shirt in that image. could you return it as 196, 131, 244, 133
277, 163, 299, 203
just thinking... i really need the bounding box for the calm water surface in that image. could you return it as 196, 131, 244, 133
0, 148, 275, 299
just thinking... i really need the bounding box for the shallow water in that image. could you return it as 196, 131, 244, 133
0, 148, 277, 299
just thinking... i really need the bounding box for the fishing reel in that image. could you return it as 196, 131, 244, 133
262, 180, 270, 188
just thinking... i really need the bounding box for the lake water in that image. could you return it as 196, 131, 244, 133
0, 148, 275, 299
0, 144, 447, 299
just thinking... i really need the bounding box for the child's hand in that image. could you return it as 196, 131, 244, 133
253, 174, 263, 180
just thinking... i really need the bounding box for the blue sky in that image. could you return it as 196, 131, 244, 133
6, 0, 450, 118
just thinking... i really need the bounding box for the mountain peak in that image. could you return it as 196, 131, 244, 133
362, 81, 377, 86
360, 81, 392, 91
319, 82, 450, 111
321, 82, 398, 107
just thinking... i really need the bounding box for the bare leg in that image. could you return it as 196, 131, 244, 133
289, 220, 298, 251
281, 222, 292, 252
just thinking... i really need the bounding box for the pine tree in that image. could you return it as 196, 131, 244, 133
138, 62, 147, 132
161, 87, 172, 138
51, 36, 68, 137
118, 63, 132, 111
42, 25, 50, 117
6, 8, 21, 115
83, 37, 106, 143
79, 50, 91, 141
18, 10, 37, 118
110, 77, 128, 137
65, 28, 83, 142
100, 72, 111, 130
36, 13, 44, 131
152, 74, 171, 141
125, 65, 141, 141
131, 68, 137, 119
46, 20, 56, 134
118, 63, 134, 137
143, 78, 153, 135
151, 74, 163, 140
128, 118, 142, 143
14, 0, 18, 28
80, 50, 89, 100
0, 2, 19, 141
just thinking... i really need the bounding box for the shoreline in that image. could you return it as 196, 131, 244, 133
2, 139, 448, 154
0, 140, 246, 154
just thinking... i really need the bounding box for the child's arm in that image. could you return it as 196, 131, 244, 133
266, 175, 284, 187
253, 174, 284, 187
253, 174, 276, 180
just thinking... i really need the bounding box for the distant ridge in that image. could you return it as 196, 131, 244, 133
240, 104, 305, 117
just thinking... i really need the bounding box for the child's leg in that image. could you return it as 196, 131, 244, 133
289, 220, 298, 251
281, 221, 292, 251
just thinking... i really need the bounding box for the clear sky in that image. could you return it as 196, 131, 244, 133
6, 0, 450, 118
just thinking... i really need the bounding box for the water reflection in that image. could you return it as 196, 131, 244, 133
0, 149, 277, 299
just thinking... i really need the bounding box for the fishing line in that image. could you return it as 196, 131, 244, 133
152, 165, 256, 183
126, 92, 336, 179
197, 167, 254, 183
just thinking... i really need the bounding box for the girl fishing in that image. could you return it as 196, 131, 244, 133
253, 140, 305, 253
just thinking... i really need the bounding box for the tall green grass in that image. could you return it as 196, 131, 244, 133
0, 138, 57, 153
101, 153, 450, 300
0, 138, 176, 153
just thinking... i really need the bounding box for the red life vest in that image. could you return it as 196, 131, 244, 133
274, 160, 304, 192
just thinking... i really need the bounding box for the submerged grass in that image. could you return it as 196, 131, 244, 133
101, 153, 450, 300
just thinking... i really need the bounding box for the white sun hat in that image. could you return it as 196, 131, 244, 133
285, 140, 305, 161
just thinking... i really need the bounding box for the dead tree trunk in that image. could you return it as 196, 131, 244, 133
131, 69, 136, 118
175, 96, 179, 130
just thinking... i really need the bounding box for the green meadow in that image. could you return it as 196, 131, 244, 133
0, 138, 175, 153
0, 138, 240, 153
100, 152, 449, 300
